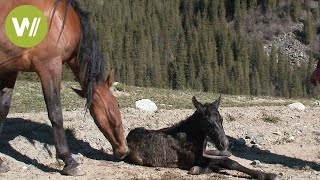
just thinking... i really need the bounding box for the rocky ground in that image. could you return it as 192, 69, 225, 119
0, 105, 320, 180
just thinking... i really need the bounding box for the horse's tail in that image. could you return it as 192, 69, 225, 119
52, 0, 106, 108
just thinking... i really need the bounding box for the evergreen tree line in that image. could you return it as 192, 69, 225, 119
55, 0, 319, 98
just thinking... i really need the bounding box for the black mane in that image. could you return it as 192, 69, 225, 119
53, 0, 105, 108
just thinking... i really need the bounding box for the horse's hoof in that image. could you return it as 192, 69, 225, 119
0, 163, 10, 173
188, 166, 200, 175
62, 165, 85, 176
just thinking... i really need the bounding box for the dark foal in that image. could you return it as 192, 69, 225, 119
126, 96, 277, 180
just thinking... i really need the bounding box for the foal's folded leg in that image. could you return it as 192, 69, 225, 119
208, 158, 277, 180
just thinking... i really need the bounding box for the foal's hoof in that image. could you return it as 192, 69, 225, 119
0, 163, 10, 173
188, 166, 200, 175
62, 165, 85, 176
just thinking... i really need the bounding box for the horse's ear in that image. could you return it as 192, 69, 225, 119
192, 96, 204, 111
71, 88, 85, 98
212, 95, 221, 109
106, 69, 114, 87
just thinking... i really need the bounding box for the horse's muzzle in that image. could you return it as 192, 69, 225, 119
114, 146, 130, 160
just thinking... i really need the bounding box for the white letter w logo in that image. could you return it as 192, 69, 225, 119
11, 17, 41, 37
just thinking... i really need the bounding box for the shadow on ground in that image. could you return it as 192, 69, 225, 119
0, 118, 114, 173
228, 136, 320, 171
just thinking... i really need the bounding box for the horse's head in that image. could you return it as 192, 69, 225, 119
73, 71, 129, 160
192, 96, 229, 151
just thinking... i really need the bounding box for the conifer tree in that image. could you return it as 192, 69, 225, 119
202, 64, 214, 92
277, 49, 286, 96
251, 68, 262, 96
290, 0, 301, 22
306, 57, 315, 96
290, 66, 303, 98
304, 0, 311, 11
304, 10, 313, 44
269, 45, 278, 84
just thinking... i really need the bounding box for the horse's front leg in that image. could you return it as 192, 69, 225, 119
36, 60, 84, 176
207, 158, 277, 180
0, 72, 18, 173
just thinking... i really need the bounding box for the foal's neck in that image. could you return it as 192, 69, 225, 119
164, 112, 206, 146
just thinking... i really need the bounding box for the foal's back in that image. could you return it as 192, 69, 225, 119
126, 127, 195, 169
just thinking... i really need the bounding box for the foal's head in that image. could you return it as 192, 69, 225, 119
73, 70, 129, 159
192, 96, 229, 151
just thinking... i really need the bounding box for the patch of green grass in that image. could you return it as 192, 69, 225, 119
10, 80, 85, 113
261, 113, 281, 123
115, 83, 126, 91
49, 160, 64, 168
9, 80, 315, 113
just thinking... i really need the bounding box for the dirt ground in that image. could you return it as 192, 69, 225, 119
0, 105, 320, 180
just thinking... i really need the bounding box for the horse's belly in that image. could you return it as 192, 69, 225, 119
0, 54, 34, 75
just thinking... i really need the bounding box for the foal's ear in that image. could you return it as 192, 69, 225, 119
212, 94, 221, 109
71, 88, 86, 98
192, 96, 204, 111
105, 69, 115, 87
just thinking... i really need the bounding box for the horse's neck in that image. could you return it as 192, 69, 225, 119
163, 112, 206, 145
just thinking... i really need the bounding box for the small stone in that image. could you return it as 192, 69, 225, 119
253, 136, 265, 145
72, 153, 84, 164
250, 139, 258, 144
252, 144, 262, 149
57, 159, 64, 164
22, 166, 28, 170
273, 131, 282, 136
287, 136, 295, 142
245, 135, 251, 139
313, 170, 320, 175
251, 160, 261, 166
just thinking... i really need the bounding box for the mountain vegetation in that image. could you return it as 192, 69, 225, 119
23, 0, 320, 98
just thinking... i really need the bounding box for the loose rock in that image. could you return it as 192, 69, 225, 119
287, 102, 305, 111
287, 136, 295, 143
135, 99, 158, 112
251, 160, 261, 166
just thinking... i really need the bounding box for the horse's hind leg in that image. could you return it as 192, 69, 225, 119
36, 61, 84, 176
0, 72, 18, 173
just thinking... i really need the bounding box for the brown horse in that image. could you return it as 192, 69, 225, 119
0, 0, 129, 176
311, 60, 320, 86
